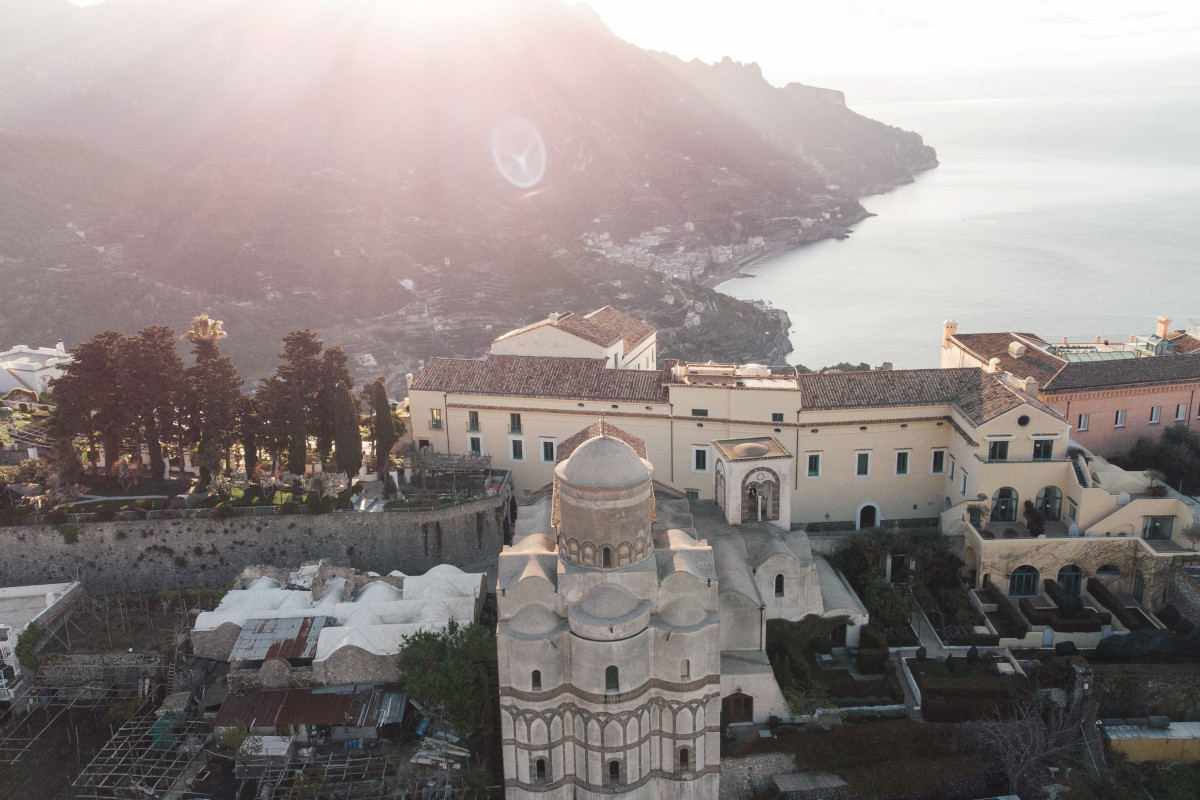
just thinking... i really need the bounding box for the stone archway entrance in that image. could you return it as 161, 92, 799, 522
858, 503, 878, 529
741, 469, 780, 523
722, 692, 754, 725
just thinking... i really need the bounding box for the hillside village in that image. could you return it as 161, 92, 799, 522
3, 309, 1200, 799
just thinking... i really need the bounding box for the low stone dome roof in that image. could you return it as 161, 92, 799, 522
657, 599, 707, 629
508, 604, 563, 637
732, 442, 770, 458
558, 435, 649, 488
577, 584, 639, 621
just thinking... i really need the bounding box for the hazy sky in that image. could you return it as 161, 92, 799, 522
583, 0, 1200, 102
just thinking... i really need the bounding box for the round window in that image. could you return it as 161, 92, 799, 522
1017, 415, 1030, 427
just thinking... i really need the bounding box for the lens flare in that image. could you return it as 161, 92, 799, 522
491, 118, 547, 189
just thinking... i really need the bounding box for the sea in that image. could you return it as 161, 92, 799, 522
715, 87, 1200, 371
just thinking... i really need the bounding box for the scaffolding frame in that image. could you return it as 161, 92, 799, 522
71, 707, 211, 799
252, 747, 502, 800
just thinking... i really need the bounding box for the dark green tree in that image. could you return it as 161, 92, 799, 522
50, 330, 133, 464
314, 347, 353, 462
52, 436, 83, 486
398, 619, 495, 738
287, 390, 307, 476
127, 326, 185, 480
332, 381, 362, 479
238, 396, 261, 479
372, 379, 399, 497
182, 314, 243, 484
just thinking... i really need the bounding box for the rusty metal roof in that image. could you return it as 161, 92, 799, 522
229, 616, 327, 662
214, 685, 408, 729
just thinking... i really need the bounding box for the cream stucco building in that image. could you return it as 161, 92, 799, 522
412, 309, 1199, 615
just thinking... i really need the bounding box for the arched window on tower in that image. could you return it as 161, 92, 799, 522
602, 547, 612, 568
775, 574, 785, 597
679, 747, 690, 771
535, 758, 547, 784
608, 760, 622, 786
605, 665, 619, 693
680, 659, 690, 680
531, 670, 542, 691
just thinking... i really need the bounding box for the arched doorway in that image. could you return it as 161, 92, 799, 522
741, 469, 779, 523
992, 487, 1019, 524
1036, 486, 1063, 521
722, 692, 754, 724
963, 545, 980, 588
1057, 565, 1082, 596
857, 503, 879, 530
1008, 565, 1040, 597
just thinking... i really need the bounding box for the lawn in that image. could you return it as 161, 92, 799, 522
740, 720, 989, 799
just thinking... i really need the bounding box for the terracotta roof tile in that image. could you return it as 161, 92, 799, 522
492, 312, 621, 348
1171, 333, 1200, 355
411, 355, 669, 403
1043, 352, 1200, 393
952, 332, 1065, 385
583, 306, 656, 354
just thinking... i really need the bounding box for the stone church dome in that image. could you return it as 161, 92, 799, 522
553, 433, 654, 570
558, 434, 650, 488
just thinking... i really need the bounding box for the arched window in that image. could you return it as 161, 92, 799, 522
535, 758, 547, 784
774, 574, 785, 597
680, 659, 690, 680
992, 487, 1019, 523
1096, 564, 1120, 578
679, 747, 690, 771
602, 547, 612, 568
1057, 565, 1082, 596
605, 665, 619, 693
531, 670, 542, 692
1009, 565, 1040, 597
608, 760, 621, 786
1036, 486, 1063, 521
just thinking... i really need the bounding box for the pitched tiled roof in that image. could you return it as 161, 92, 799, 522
584, 306, 656, 354
411, 355, 669, 403
1170, 333, 1200, 355
798, 367, 1055, 425
557, 420, 647, 462
492, 312, 621, 348
1043, 352, 1200, 393
951, 332, 1065, 385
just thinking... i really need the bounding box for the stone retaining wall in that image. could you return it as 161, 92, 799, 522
0, 491, 510, 592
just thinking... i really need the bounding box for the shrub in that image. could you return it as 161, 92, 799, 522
858, 648, 889, 674
1088, 577, 1152, 630
279, 501, 302, 515
210, 502, 234, 520
45, 508, 68, 524
946, 632, 1001, 647
94, 506, 117, 522
915, 646, 927, 662
860, 625, 889, 651
966, 645, 980, 664
983, 589, 1029, 639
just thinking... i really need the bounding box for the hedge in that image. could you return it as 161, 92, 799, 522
945, 632, 1001, 647
1019, 598, 1109, 633
980, 587, 1029, 639
1087, 577, 1153, 631
858, 649, 889, 674
860, 624, 889, 651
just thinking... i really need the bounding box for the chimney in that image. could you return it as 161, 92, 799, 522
1025, 376, 1039, 395
987, 358, 1001, 373
405, 373, 414, 389
942, 319, 958, 346
1007, 341, 1026, 358
549, 312, 559, 326
1156, 314, 1171, 338
55, 339, 66, 355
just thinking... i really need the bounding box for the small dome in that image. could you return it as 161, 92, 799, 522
577, 584, 639, 620
508, 604, 563, 636
558, 435, 649, 488
658, 599, 707, 628
732, 442, 770, 458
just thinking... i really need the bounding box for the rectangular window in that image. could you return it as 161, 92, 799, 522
855, 451, 870, 477
430, 408, 443, 430
509, 413, 522, 434
987, 440, 1009, 462
1032, 439, 1054, 461
1150, 406, 1161, 424
692, 446, 709, 472
685, 490, 699, 501
467, 410, 479, 432
948, 455, 956, 481
468, 436, 482, 456
510, 438, 524, 461
691, 408, 708, 417
1078, 413, 1089, 431
541, 439, 556, 463
771, 412, 785, 423
931, 450, 946, 474
806, 453, 821, 478
1114, 409, 1126, 428
895, 450, 910, 475
960, 469, 968, 496
1177, 403, 1188, 421
1142, 515, 1174, 540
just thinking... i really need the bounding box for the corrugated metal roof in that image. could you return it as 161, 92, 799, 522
230, 616, 326, 662
215, 685, 408, 729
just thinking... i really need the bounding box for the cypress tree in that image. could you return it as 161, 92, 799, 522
333, 381, 362, 479
287, 391, 307, 476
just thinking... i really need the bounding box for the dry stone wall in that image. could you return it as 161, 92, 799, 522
0, 493, 508, 592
